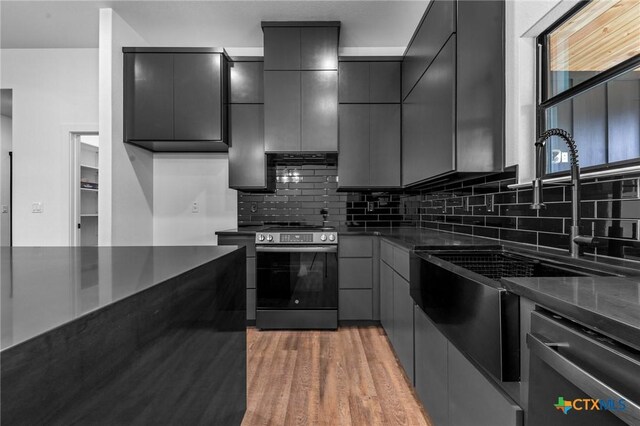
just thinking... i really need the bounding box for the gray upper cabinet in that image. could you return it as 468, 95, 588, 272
230, 61, 264, 103
174, 53, 223, 141
370, 104, 401, 187
301, 71, 338, 152
370, 62, 401, 103
338, 62, 369, 103
338, 104, 369, 187
123, 48, 229, 152
338, 61, 400, 103
124, 53, 174, 141
264, 71, 301, 152
402, 0, 456, 100
338, 104, 401, 189
301, 27, 338, 70
229, 104, 271, 190
402, 36, 456, 186
263, 27, 301, 70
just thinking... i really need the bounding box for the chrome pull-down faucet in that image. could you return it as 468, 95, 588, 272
530, 128, 595, 258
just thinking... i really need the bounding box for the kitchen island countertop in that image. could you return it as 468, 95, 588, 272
0, 245, 241, 350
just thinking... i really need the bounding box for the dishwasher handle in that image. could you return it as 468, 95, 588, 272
527, 332, 640, 424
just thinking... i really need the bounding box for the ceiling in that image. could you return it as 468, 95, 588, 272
0, 1, 429, 56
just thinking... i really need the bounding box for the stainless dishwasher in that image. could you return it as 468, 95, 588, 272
527, 309, 640, 425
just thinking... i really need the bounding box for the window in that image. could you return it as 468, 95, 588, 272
538, 0, 640, 175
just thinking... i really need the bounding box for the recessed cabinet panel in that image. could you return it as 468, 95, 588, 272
339, 258, 373, 289
338, 62, 369, 103
263, 27, 301, 70
402, 36, 456, 186
265, 71, 301, 152
301, 71, 338, 152
370, 104, 401, 187
339, 289, 373, 320
174, 53, 222, 141
230, 61, 264, 104
415, 306, 449, 426
124, 53, 174, 141
370, 62, 401, 103
229, 105, 267, 189
402, 0, 456, 100
338, 104, 369, 187
301, 27, 338, 70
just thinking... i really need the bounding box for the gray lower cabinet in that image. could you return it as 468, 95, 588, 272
448, 343, 523, 426
415, 305, 449, 426
393, 271, 414, 384
217, 235, 256, 321
338, 236, 375, 321
380, 260, 394, 340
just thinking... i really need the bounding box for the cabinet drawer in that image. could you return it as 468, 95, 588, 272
393, 246, 410, 281
339, 258, 373, 289
339, 289, 373, 320
381, 239, 394, 265
339, 236, 373, 257
246, 257, 256, 289
247, 289, 256, 321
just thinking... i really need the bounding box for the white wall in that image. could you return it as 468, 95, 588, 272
153, 154, 237, 245
0, 49, 98, 246
99, 8, 154, 246
1, 114, 11, 246
504, 0, 579, 183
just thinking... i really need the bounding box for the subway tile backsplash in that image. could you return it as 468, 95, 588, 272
236, 164, 640, 261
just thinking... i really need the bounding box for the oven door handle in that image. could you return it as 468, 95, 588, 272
256, 246, 338, 253
527, 333, 640, 424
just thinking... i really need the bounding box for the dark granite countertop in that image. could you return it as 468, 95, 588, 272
502, 276, 640, 351
0, 246, 241, 350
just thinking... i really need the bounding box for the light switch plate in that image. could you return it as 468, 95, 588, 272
1, 205, 7, 213
32, 202, 43, 213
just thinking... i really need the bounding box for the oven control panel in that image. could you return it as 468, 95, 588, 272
256, 231, 338, 245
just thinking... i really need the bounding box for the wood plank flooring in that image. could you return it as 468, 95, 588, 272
243, 326, 433, 426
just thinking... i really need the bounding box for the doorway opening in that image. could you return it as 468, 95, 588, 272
71, 133, 99, 246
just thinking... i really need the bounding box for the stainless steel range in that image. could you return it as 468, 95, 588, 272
255, 226, 338, 330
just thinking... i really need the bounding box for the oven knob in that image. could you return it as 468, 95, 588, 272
267, 234, 273, 242
257, 234, 265, 242
329, 234, 335, 242
320, 234, 327, 241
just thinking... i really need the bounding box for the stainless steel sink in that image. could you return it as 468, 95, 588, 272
426, 248, 618, 280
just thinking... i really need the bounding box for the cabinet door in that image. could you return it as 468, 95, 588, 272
402, 36, 456, 186
402, 0, 456, 100
230, 61, 264, 104
415, 306, 449, 426
124, 53, 174, 141
339, 289, 373, 320
338, 104, 369, 187
370, 62, 401, 103
229, 105, 266, 189
301, 27, 338, 70
448, 343, 523, 426
393, 272, 414, 383
380, 261, 394, 341
370, 104, 401, 187
301, 71, 338, 152
339, 258, 373, 289
174, 53, 222, 141
263, 27, 301, 70
338, 62, 369, 103
265, 71, 301, 152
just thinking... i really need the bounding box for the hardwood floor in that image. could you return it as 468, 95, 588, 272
243, 326, 432, 426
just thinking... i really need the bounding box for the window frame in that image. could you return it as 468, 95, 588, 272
536, 0, 640, 178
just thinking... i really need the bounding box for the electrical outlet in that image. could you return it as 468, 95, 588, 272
367, 202, 375, 212
32, 202, 43, 213
192, 202, 199, 213
561, 152, 569, 163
